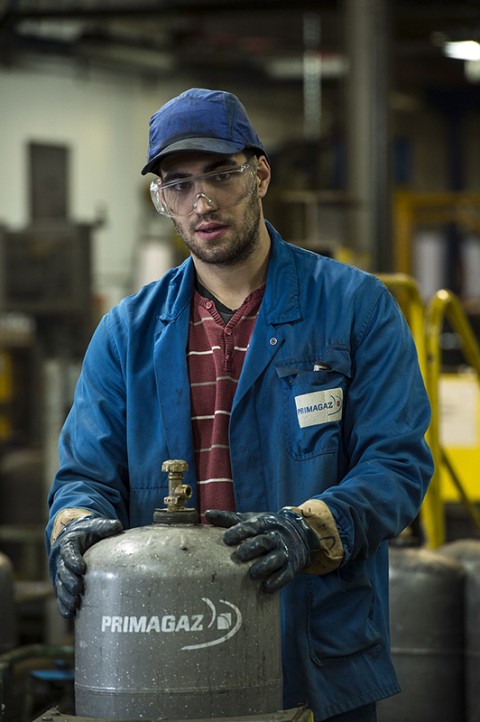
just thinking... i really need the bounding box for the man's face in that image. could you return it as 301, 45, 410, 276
158, 152, 268, 267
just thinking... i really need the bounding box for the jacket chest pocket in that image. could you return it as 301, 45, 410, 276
275, 351, 351, 461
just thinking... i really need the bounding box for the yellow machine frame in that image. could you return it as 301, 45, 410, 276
394, 190, 480, 275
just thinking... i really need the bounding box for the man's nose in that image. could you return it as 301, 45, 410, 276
192, 192, 217, 213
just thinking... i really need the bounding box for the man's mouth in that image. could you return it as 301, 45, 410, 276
195, 221, 228, 240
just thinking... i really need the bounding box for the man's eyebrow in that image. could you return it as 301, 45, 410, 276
161, 157, 240, 183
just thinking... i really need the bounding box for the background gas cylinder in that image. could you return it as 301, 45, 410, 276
377, 545, 465, 722
440, 538, 480, 722
74, 460, 283, 721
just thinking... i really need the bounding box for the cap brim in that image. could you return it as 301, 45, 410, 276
141, 137, 245, 175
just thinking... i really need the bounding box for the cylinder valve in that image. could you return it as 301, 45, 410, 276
154, 459, 198, 524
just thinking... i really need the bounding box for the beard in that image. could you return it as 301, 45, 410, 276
172, 191, 262, 267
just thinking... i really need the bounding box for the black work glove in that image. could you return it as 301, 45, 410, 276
205, 508, 320, 593
49, 516, 123, 618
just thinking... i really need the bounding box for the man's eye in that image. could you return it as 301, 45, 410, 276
211, 171, 235, 183
169, 180, 192, 194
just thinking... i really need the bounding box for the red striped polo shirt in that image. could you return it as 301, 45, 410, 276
188, 286, 265, 520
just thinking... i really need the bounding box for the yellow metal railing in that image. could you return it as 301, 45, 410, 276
378, 276, 480, 549
389, 189, 480, 546
424, 290, 480, 547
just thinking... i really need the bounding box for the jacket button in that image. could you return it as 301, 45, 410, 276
269, 337, 278, 346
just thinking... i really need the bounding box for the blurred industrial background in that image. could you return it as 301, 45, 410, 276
1, 0, 480, 720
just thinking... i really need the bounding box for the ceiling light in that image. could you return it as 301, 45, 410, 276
443, 40, 480, 61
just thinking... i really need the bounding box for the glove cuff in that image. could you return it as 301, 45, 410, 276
48, 513, 96, 585
285, 502, 344, 574
279, 507, 320, 564
50, 508, 95, 545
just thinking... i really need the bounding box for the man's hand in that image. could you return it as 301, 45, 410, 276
205, 509, 319, 592
49, 516, 123, 618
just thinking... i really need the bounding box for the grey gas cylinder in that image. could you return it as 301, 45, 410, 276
74, 461, 283, 721
377, 545, 465, 722
441, 538, 480, 722
0, 551, 16, 653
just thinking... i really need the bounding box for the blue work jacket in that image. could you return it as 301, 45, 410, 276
47, 222, 433, 720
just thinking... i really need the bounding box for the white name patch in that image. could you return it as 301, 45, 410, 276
295, 388, 343, 428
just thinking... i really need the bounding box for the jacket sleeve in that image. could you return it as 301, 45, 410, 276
46, 311, 129, 552
317, 285, 433, 564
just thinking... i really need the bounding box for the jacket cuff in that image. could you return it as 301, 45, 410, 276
50, 508, 93, 544
292, 500, 344, 574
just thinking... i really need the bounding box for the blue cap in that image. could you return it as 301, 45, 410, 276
141, 88, 267, 175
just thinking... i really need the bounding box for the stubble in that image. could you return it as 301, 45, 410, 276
173, 192, 262, 267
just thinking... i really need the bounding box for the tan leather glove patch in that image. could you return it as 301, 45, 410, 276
50, 508, 93, 545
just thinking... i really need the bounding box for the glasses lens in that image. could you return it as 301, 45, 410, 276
150, 181, 167, 215
153, 160, 255, 217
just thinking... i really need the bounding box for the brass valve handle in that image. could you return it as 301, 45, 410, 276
161, 459, 192, 511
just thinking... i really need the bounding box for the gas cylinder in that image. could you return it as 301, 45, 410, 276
441, 538, 480, 722
377, 545, 465, 722
75, 460, 283, 721
0, 550, 16, 653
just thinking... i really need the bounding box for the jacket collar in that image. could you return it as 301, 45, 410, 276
262, 221, 302, 326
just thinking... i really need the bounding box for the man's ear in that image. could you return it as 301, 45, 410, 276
256, 155, 271, 198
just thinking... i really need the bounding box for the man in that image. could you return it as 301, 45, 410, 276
46, 88, 433, 722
